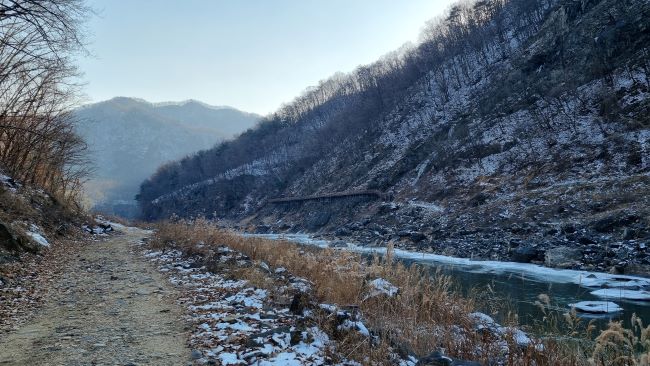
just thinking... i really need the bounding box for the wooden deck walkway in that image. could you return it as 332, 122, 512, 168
267, 190, 386, 204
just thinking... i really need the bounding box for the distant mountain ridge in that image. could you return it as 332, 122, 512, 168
75, 97, 260, 217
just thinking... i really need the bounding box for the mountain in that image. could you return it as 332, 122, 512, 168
75, 97, 260, 217
138, 0, 650, 274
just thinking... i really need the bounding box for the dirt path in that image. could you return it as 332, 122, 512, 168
0, 227, 190, 366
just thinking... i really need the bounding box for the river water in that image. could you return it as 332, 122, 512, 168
245, 233, 650, 330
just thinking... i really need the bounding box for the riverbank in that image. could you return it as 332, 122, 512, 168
241, 174, 650, 277
244, 233, 650, 293
155, 219, 650, 365
245, 232, 650, 329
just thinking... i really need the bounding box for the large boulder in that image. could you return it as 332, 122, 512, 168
545, 246, 582, 268
409, 232, 427, 243
0, 222, 20, 253
512, 246, 544, 263
591, 213, 641, 233
255, 224, 271, 234
305, 212, 331, 230
417, 351, 481, 365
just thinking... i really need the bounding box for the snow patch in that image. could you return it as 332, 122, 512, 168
590, 289, 650, 301
570, 301, 623, 314
27, 224, 49, 247
364, 278, 399, 300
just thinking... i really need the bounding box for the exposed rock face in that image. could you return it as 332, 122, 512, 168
138, 0, 650, 273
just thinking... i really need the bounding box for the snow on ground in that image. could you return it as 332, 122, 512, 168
364, 278, 399, 300
408, 201, 444, 212
469, 312, 540, 351
0, 172, 20, 192
27, 224, 49, 247
141, 245, 361, 365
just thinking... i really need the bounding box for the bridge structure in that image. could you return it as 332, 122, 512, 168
267, 190, 388, 204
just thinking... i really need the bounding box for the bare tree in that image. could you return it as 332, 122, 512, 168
0, 0, 90, 205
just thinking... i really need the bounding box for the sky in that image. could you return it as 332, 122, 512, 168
78, 0, 456, 115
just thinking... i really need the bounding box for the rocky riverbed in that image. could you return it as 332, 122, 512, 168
242, 173, 650, 276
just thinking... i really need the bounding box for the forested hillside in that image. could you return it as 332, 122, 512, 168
138, 0, 650, 273
75, 97, 259, 217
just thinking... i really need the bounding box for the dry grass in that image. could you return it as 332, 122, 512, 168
151, 219, 650, 365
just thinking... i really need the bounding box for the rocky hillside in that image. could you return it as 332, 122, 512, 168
138, 0, 650, 274
0, 170, 88, 265
75, 97, 259, 217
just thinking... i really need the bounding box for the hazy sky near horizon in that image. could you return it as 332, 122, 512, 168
79, 0, 456, 115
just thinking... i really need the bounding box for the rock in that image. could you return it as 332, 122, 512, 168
289, 292, 310, 315
410, 232, 427, 243
610, 263, 627, 274
289, 330, 302, 346
577, 236, 597, 245
545, 247, 582, 268
469, 192, 489, 207
510, 224, 530, 235
366, 223, 387, 234
377, 203, 399, 215
258, 261, 270, 272
417, 351, 481, 365
622, 228, 634, 240
255, 225, 271, 234
306, 212, 331, 230
364, 278, 399, 300
0, 222, 20, 252
512, 246, 543, 263
190, 350, 202, 360
545, 228, 559, 236
334, 228, 351, 236
98, 223, 113, 232
592, 213, 640, 233
561, 224, 576, 234
246, 326, 292, 347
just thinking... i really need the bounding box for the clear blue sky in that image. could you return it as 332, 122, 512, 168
79, 0, 456, 115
